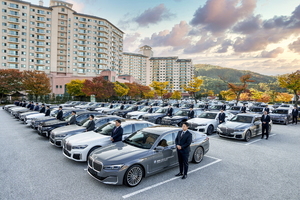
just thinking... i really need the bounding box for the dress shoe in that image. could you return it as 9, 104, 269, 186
175, 173, 183, 177
182, 175, 187, 179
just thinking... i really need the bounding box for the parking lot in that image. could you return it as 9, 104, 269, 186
1, 108, 300, 200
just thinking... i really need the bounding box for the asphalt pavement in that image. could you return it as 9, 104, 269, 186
1, 108, 300, 200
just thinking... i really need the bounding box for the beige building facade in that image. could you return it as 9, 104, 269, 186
1, 0, 124, 94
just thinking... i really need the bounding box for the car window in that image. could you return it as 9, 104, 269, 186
254, 117, 261, 122
135, 123, 148, 131
158, 133, 174, 147
123, 124, 133, 135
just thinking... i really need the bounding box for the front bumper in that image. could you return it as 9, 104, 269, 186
217, 128, 245, 140
87, 158, 126, 185
142, 117, 156, 123
37, 126, 51, 137
271, 118, 286, 124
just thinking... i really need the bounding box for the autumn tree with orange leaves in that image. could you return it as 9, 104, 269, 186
125, 82, 152, 99
220, 74, 255, 105
0, 69, 24, 101
82, 76, 115, 100
22, 70, 51, 101
278, 70, 300, 106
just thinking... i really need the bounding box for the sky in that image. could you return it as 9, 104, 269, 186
32, 0, 300, 76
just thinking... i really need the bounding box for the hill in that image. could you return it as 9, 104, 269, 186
194, 64, 277, 83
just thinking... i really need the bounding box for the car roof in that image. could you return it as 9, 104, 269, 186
108, 119, 154, 125
236, 113, 261, 117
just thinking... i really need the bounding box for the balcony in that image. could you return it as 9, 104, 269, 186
78, 42, 87, 46
8, 12, 20, 17
35, 49, 45, 53
8, 39, 19, 43
8, 25, 19, 30
36, 17, 45, 22
36, 11, 46, 16
36, 24, 46, 29
8, 59, 19, 63
77, 59, 86, 63
8, 46, 19, 50
8, 19, 19, 23
8, 4, 20, 10
36, 42, 45, 47
79, 19, 87, 23
36, 36, 45, 40
8, 53, 19, 56
36, 30, 46, 34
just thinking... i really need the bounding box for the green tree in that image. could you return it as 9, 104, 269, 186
278, 70, 300, 106
114, 81, 129, 99
149, 81, 169, 99
66, 79, 86, 99
183, 77, 203, 103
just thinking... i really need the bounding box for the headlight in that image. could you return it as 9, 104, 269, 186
234, 129, 245, 132
42, 127, 51, 130
72, 145, 88, 149
103, 164, 124, 170
55, 134, 68, 138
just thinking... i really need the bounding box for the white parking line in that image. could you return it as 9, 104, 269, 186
245, 134, 277, 145
122, 157, 222, 199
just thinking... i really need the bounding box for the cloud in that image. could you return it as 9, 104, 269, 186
184, 34, 224, 54
232, 15, 261, 34
216, 39, 233, 53
123, 33, 141, 52
289, 37, 300, 54
140, 21, 191, 50
260, 47, 284, 58
190, 0, 256, 33
133, 4, 175, 27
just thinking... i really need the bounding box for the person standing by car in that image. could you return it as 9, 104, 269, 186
292, 106, 299, 125
261, 111, 271, 140
221, 103, 226, 111
175, 122, 192, 179
56, 106, 63, 120
22, 101, 27, 107
148, 105, 153, 113
218, 109, 226, 124
34, 103, 40, 111
188, 107, 194, 119
264, 105, 270, 114
85, 115, 95, 132
39, 104, 45, 113
110, 119, 123, 143
167, 105, 173, 117
241, 104, 247, 113
27, 102, 32, 109
45, 106, 51, 116
30, 102, 35, 110
204, 103, 209, 110
68, 111, 77, 125
120, 103, 125, 110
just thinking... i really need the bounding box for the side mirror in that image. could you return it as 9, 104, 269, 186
155, 146, 164, 152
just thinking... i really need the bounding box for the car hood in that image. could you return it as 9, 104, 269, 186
164, 116, 186, 120
91, 143, 148, 164
66, 131, 108, 144
27, 113, 45, 118
143, 113, 165, 117
188, 118, 216, 123
218, 121, 250, 129
43, 120, 66, 126
127, 111, 146, 115
269, 113, 287, 117
52, 125, 83, 135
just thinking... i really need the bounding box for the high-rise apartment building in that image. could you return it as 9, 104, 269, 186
0, 0, 124, 94
122, 45, 193, 92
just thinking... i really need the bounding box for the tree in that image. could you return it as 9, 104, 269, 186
183, 77, 204, 103
149, 81, 169, 99
114, 81, 129, 99
163, 92, 172, 100
0, 69, 24, 101
240, 92, 251, 101
268, 90, 279, 103
171, 90, 182, 100
143, 90, 155, 99
257, 93, 271, 103
125, 82, 139, 99
139, 85, 152, 99
220, 74, 255, 105
250, 88, 263, 101
82, 76, 115, 100
278, 70, 300, 106
220, 90, 236, 101
66, 79, 86, 98
275, 93, 294, 103
22, 70, 51, 101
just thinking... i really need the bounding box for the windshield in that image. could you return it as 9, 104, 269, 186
155, 108, 167, 113
273, 110, 288, 114
174, 110, 189, 116
198, 112, 217, 119
126, 106, 135, 110
197, 104, 205, 108
230, 115, 253, 123
95, 123, 114, 135
140, 107, 149, 112
211, 105, 222, 109
124, 130, 159, 149
230, 106, 241, 110
251, 108, 263, 112
78, 117, 89, 126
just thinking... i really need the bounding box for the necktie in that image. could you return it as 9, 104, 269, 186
114, 127, 118, 133
180, 131, 185, 140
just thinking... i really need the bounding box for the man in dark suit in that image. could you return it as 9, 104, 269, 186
56, 106, 63, 120
109, 103, 113, 109
110, 119, 123, 143
218, 109, 226, 124
221, 103, 226, 111
264, 105, 270, 114
27, 102, 32, 109
167, 105, 173, 117
261, 111, 271, 139
39, 104, 45, 113
188, 107, 194, 119
120, 103, 125, 110
292, 106, 299, 124
34, 103, 39, 111
30, 102, 35, 110
22, 101, 27, 107
175, 122, 192, 179
86, 115, 95, 131
45, 106, 51, 116
68, 111, 77, 125
241, 104, 247, 113
148, 105, 153, 113
204, 103, 209, 110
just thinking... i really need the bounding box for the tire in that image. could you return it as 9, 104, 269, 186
192, 146, 204, 163
124, 164, 144, 187
206, 125, 214, 135
155, 118, 162, 124
284, 119, 288, 125
244, 130, 251, 142
86, 146, 101, 161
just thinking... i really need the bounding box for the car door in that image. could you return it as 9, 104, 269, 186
150, 132, 177, 173
122, 124, 133, 139
253, 117, 261, 136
